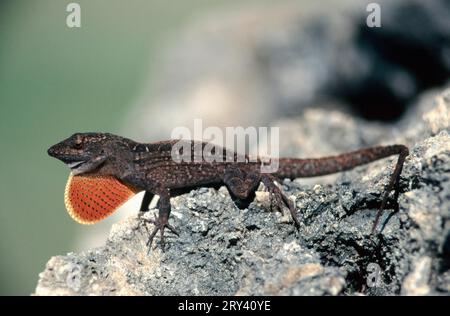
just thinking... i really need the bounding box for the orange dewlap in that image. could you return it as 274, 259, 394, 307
64, 173, 139, 224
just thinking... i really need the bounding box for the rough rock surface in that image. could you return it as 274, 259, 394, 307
35, 89, 450, 295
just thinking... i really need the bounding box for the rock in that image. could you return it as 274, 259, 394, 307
35, 88, 450, 296
401, 256, 432, 296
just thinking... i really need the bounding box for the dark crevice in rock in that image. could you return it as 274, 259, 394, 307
310, 233, 402, 295
329, 1, 450, 122
439, 231, 450, 273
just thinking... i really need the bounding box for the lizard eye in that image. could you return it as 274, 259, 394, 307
73, 138, 83, 149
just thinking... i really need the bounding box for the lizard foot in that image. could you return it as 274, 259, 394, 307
141, 214, 179, 252
263, 176, 300, 228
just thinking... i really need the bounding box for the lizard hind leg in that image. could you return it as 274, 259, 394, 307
371, 145, 409, 233
261, 174, 300, 228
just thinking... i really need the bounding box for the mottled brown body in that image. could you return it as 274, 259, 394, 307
48, 133, 409, 251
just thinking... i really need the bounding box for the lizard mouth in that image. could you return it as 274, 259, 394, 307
66, 156, 107, 175
68, 161, 86, 170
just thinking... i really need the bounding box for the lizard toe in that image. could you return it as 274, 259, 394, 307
145, 216, 179, 253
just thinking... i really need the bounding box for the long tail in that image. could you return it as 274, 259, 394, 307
276, 144, 409, 233
276, 145, 409, 179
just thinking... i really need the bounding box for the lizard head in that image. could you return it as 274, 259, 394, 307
48, 133, 140, 224
47, 132, 126, 176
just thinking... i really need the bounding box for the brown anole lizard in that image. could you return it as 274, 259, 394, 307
48, 133, 409, 250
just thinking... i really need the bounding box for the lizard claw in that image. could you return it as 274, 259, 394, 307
143, 214, 179, 252
270, 189, 300, 228
263, 176, 300, 229
268, 187, 285, 216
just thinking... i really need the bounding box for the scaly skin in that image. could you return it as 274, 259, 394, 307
48, 132, 409, 251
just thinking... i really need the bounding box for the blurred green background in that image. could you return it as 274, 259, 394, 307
0, 0, 277, 295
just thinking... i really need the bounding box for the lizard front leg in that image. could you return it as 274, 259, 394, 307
143, 188, 179, 251
139, 191, 154, 213
137, 190, 155, 230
